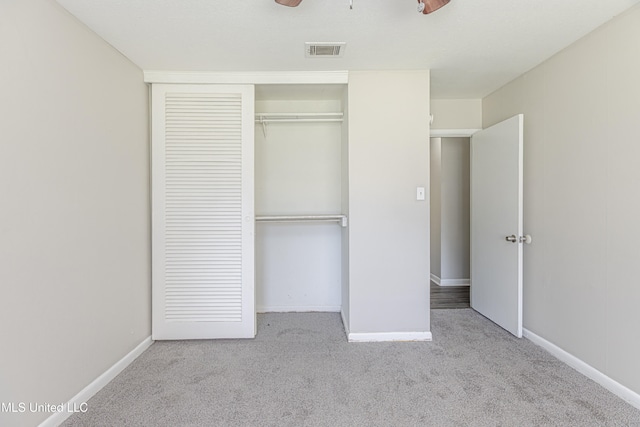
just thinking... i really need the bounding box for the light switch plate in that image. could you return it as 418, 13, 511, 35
416, 187, 425, 201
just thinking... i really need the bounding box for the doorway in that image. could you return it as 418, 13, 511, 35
430, 136, 470, 309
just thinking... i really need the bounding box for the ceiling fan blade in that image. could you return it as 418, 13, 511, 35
275, 0, 303, 6
418, 0, 450, 14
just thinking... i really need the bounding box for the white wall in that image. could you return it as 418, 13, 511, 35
431, 99, 482, 130
346, 71, 431, 335
0, 1, 150, 426
255, 99, 343, 312
483, 5, 640, 396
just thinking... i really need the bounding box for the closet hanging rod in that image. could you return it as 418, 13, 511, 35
255, 214, 348, 227
255, 118, 343, 123
255, 112, 344, 123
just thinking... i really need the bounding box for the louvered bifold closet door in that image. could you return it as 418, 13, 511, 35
152, 84, 255, 340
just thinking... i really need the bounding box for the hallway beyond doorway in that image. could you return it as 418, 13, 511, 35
431, 281, 470, 309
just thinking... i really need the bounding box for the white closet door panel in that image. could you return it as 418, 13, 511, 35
152, 84, 255, 340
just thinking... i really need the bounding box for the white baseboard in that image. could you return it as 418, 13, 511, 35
39, 336, 153, 427
430, 273, 470, 287
439, 279, 470, 287
348, 331, 433, 343
257, 305, 341, 313
260, 308, 431, 343
341, 309, 431, 343
523, 328, 640, 410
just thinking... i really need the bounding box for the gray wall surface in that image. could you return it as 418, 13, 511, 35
346, 71, 431, 334
483, 5, 640, 396
0, 1, 150, 426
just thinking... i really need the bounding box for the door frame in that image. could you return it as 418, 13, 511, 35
429, 128, 480, 309
430, 129, 481, 138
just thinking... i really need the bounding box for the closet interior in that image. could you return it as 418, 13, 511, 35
254, 84, 347, 314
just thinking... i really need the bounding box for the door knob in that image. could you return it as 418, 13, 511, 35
520, 235, 532, 244
505, 234, 532, 244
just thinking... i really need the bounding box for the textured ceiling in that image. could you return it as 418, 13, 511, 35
56, 0, 639, 98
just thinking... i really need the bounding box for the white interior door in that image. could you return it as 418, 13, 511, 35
152, 84, 255, 340
470, 114, 524, 337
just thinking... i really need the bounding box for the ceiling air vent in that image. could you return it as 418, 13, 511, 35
305, 42, 346, 58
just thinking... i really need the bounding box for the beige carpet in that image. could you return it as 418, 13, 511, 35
63, 310, 640, 426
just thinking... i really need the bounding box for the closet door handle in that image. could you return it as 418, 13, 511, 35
505, 235, 517, 243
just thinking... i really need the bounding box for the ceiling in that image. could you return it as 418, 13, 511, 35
56, 0, 639, 99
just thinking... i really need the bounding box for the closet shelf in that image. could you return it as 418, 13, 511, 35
254, 112, 343, 123
255, 214, 348, 227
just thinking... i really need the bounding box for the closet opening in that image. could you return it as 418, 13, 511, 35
254, 84, 348, 315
